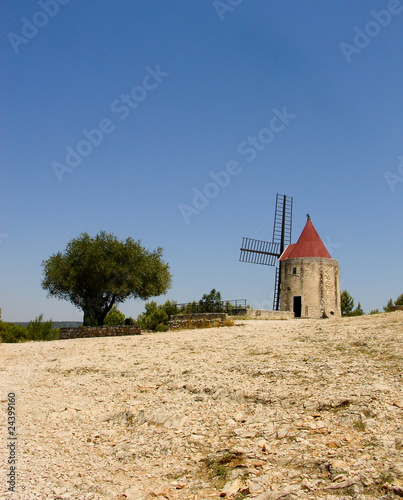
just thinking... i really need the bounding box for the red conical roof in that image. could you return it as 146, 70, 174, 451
279, 217, 331, 260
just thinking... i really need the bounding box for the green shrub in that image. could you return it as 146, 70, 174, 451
384, 294, 403, 312
0, 322, 28, 343
104, 307, 125, 325
395, 293, 403, 306
198, 289, 224, 313
137, 300, 170, 331
341, 290, 364, 316
0, 315, 59, 343
26, 314, 58, 341
137, 290, 229, 332
155, 324, 169, 332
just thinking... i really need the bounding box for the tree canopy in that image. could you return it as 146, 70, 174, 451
198, 289, 224, 313
41, 231, 172, 325
341, 290, 354, 316
384, 293, 403, 312
341, 290, 364, 316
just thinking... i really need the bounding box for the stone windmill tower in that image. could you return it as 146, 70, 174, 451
279, 215, 341, 318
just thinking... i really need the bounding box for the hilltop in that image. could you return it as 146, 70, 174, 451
1, 312, 402, 499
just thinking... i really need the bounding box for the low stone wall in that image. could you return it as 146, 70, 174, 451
244, 309, 294, 320
169, 313, 227, 331
59, 325, 141, 340
390, 305, 403, 312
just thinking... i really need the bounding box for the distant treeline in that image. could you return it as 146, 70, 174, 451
11, 321, 82, 329
0, 315, 60, 343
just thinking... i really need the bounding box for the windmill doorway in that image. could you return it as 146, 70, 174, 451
293, 296, 302, 318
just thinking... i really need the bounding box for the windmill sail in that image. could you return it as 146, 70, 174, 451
239, 238, 280, 266
240, 194, 293, 311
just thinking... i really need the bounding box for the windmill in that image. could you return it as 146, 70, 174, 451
239, 194, 293, 310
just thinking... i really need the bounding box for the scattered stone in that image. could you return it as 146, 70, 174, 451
276, 426, 289, 439
220, 478, 247, 497
1, 312, 402, 499
124, 485, 146, 500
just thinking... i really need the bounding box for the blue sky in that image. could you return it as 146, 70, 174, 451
1, 0, 402, 321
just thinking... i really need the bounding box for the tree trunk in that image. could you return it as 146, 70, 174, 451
83, 306, 98, 326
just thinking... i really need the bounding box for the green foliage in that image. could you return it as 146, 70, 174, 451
341, 290, 354, 316
384, 293, 403, 312
41, 231, 172, 326
26, 314, 59, 341
0, 322, 28, 343
350, 302, 364, 316
184, 301, 198, 313
198, 289, 224, 313
0, 315, 59, 343
137, 289, 227, 332
137, 300, 175, 332
369, 309, 380, 315
383, 298, 394, 312
104, 307, 125, 325
394, 293, 403, 306
341, 290, 364, 316
204, 452, 244, 482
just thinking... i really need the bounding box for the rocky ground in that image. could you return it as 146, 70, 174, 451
1, 312, 402, 500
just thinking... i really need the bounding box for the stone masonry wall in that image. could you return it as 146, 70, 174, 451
280, 257, 341, 318
169, 313, 227, 331
245, 309, 294, 320
59, 325, 141, 340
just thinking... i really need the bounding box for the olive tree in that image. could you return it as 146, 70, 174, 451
41, 231, 172, 325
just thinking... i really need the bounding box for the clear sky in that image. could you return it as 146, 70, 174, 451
1, 1, 402, 321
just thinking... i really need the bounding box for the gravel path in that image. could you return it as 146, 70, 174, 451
1, 312, 402, 499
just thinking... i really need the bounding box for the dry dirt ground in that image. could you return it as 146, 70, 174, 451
1, 312, 403, 500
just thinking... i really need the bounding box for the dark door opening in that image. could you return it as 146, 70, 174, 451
293, 296, 302, 318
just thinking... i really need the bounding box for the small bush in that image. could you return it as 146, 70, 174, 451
137, 300, 175, 331
155, 324, 169, 332
341, 290, 364, 316
395, 293, 403, 306
104, 307, 125, 325
384, 293, 403, 312
26, 314, 59, 341
0, 315, 59, 343
198, 289, 224, 313
0, 322, 28, 343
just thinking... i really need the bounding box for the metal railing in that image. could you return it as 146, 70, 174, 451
173, 299, 247, 316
